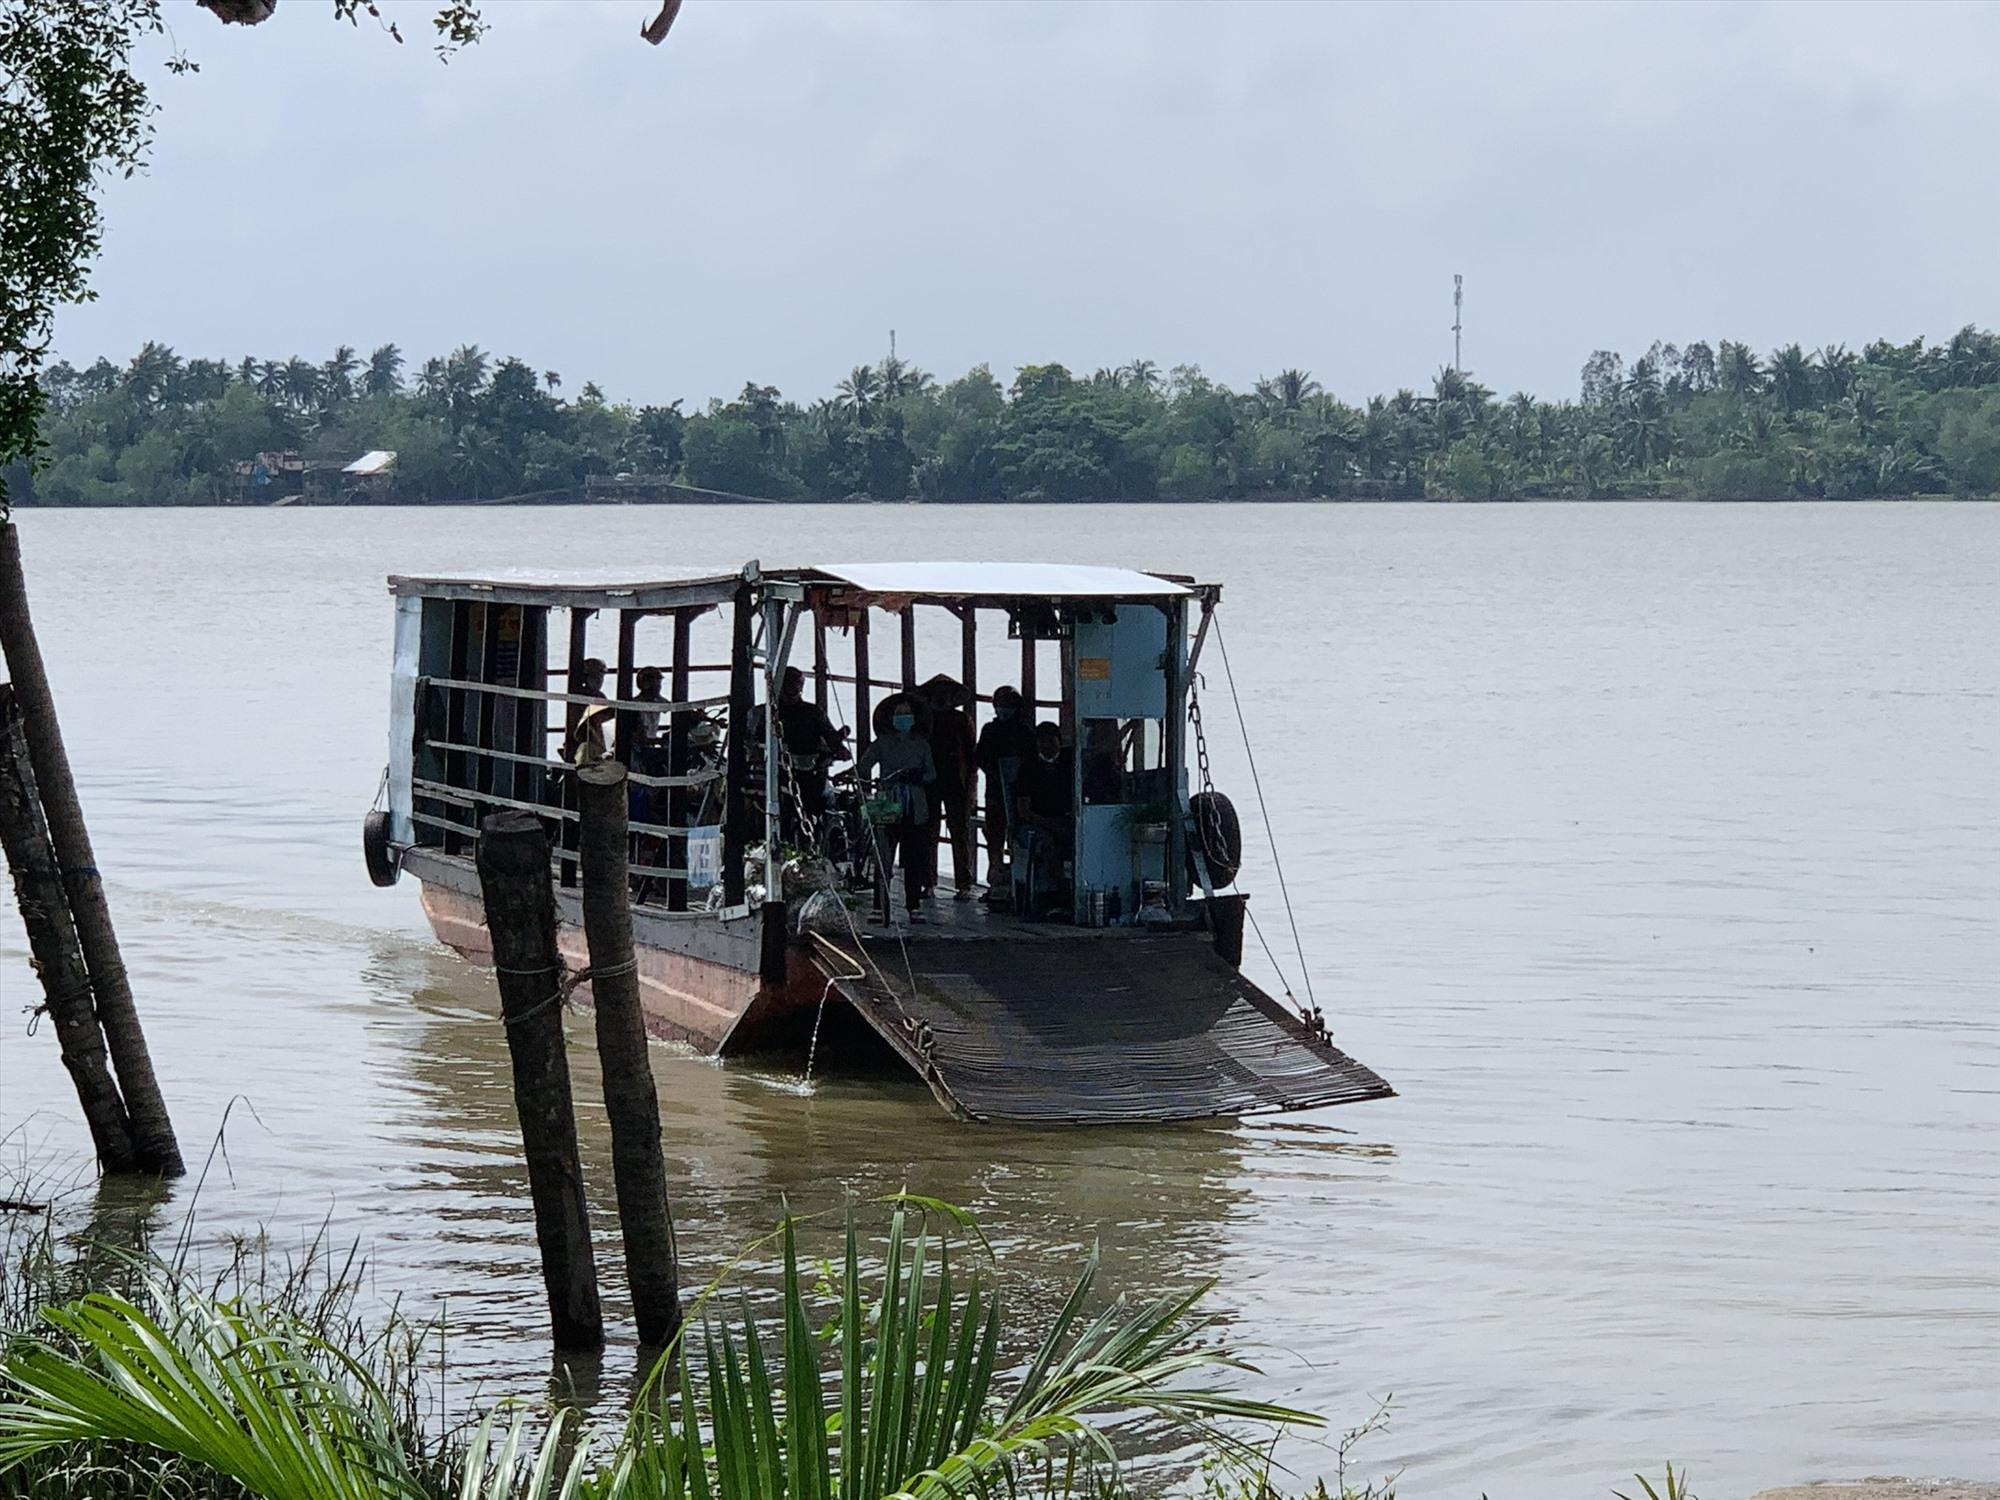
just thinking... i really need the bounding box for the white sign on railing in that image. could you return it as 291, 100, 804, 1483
687, 825, 723, 889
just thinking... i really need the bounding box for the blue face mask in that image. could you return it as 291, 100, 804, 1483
996, 702, 1017, 719
892, 713, 916, 733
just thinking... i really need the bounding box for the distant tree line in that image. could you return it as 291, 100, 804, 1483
9, 327, 1999, 506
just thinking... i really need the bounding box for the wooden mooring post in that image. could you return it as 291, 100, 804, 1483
475, 810, 604, 1354
0, 520, 182, 1177
576, 762, 683, 1348
0, 686, 137, 1173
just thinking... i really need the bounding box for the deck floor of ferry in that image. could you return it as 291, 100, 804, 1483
842, 872, 1184, 944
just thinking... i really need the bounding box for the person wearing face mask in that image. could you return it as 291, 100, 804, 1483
854, 692, 939, 924
975, 684, 1036, 894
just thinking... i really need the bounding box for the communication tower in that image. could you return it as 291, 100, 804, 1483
1452, 275, 1463, 374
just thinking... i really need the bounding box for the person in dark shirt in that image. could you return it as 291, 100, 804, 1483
753, 667, 850, 840
920, 674, 978, 901
974, 685, 1037, 891
1012, 721, 1073, 916
631, 666, 667, 742
562, 657, 613, 765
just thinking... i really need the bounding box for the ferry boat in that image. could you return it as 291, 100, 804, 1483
363, 561, 1392, 1124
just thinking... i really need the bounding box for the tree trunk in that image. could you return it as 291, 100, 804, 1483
475, 809, 603, 1354
576, 762, 682, 1347
0, 686, 137, 1173
0, 520, 182, 1177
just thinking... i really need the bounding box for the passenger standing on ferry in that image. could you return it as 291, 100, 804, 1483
563, 657, 614, 765
854, 692, 937, 924
631, 666, 668, 749
624, 666, 671, 869
1013, 721, 1075, 916
920, 674, 978, 902
975, 685, 1036, 894
777, 666, 849, 826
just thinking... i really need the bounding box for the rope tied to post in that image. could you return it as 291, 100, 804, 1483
492, 958, 630, 1027
21, 982, 99, 1037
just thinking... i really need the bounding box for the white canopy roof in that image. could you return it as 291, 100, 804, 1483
814, 561, 1188, 598
343, 449, 397, 475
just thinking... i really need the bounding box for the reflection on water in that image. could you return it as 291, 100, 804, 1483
1, 502, 1996, 1494
376, 933, 1319, 1382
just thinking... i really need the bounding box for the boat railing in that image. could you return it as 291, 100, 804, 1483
418, 674, 730, 716
409, 672, 731, 897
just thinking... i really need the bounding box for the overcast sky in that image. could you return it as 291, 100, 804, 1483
54, 0, 2000, 407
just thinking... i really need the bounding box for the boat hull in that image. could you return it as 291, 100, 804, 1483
404, 848, 810, 1053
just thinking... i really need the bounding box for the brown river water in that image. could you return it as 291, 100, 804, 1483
1, 502, 1995, 1494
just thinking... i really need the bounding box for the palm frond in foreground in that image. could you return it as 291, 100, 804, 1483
0, 1204, 1320, 1499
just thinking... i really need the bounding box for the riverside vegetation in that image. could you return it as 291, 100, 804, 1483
9, 329, 1999, 507
0, 1197, 1446, 1500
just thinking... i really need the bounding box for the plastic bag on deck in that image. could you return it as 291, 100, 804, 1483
794, 888, 850, 937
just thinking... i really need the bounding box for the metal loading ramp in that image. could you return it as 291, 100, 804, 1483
816, 932, 1394, 1124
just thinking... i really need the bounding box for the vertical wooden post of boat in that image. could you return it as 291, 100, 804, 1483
900, 604, 917, 689
614, 610, 638, 768
0, 685, 137, 1174
852, 606, 872, 756
666, 607, 693, 913
1161, 597, 1187, 917
444, 600, 472, 856
560, 609, 594, 888
575, 762, 683, 1349
475, 810, 604, 1354
960, 605, 978, 708
0, 520, 183, 1178
1019, 620, 1038, 725
813, 612, 829, 714
475, 604, 502, 807
722, 581, 753, 907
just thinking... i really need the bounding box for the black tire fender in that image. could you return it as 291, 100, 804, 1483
363, 808, 401, 887
1186, 790, 1242, 889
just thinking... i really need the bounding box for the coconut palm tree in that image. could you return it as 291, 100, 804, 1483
542, 369, 561, 393
1622, 388, 1668, 469
1815, 344, 1858, 404
878, 354, 932, 403
452, 426, 509, 499
1119, 358, 1161, 394
1767, 344, 1813, 412
1274, 368, 1320, 408
278, 357, 320, 411
1503, 391, 1543, 469
414, 356, 447, 403
321, 345, 359, 404
1718, 341, 1763, 399
835, 364, 880, 422
1842, 382, 1882, 443
122, 342, 180, 405
363, 344, 404, 396
1253, 368, 1322, 425
181, 359, 231, 403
